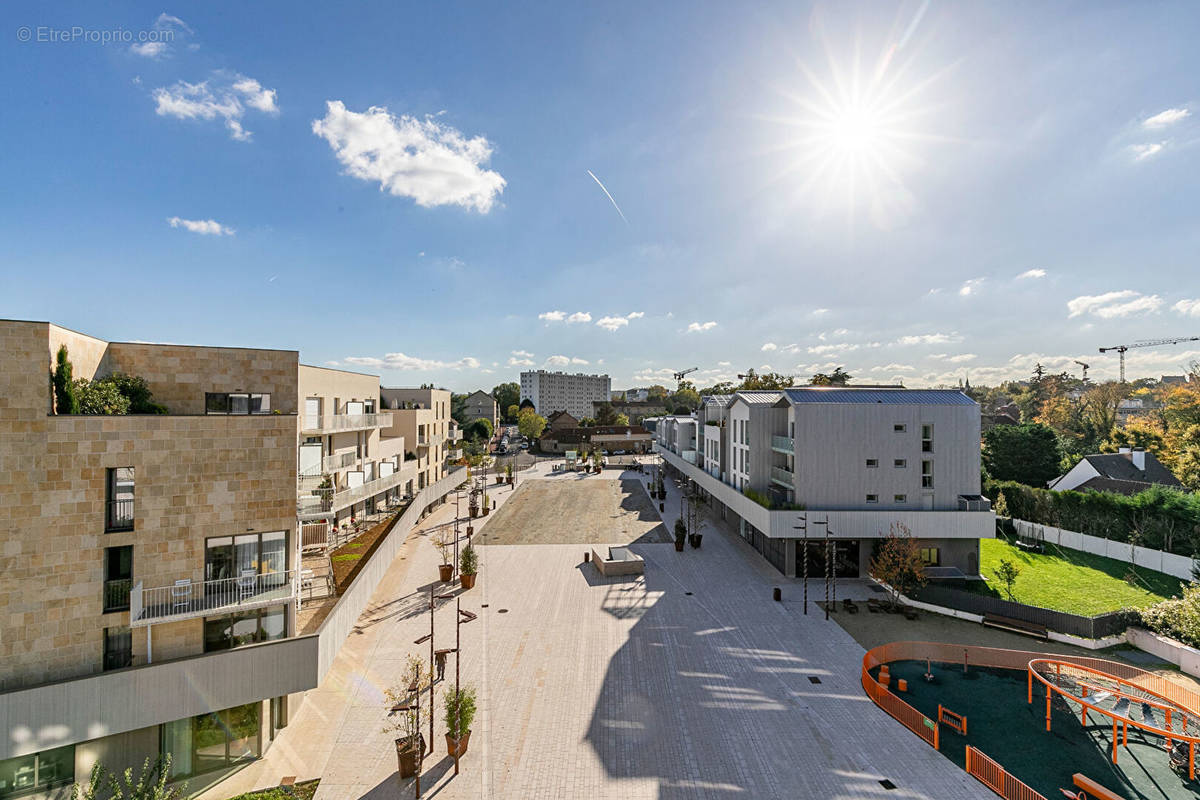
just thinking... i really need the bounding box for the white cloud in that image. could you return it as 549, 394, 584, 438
130, 13, 192, 58
870, 363, 915, 372
344, 353, 480, 371
1016, 268, 1046, 280
130, 41, 167, 58
324, 360, 340, 367
686, 321, 717, 333
946, 354, 977, 363
1173, 299, 1200, 318
1143, 108, 1190, 129
807, 343, 859, 355
153, 74, 278, 141
1130, 142, 1166, 161
311, 101, 505, 213
539, 311, 565, 322
571, 357, 589, 365
544, 355, 570, 367
567, 311, 592, 324
959, 277, 985, 296
596, 316, 629, 331
895, 333, 962, 346
811, 308, 830, 316
167, 216, 234, 236
1067, 290, 1162, 318
626, 311, 644, 320
506, 357, 534, 367
761, 342, 777, 352
511, 349, 534, 358
717, 361, 731, 367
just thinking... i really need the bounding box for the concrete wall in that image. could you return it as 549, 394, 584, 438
0, 634, 318, 760
1127, 627, 1200, 679
1013, 519, 1195, 580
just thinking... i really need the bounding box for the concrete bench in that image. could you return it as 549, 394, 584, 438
592, 546, 645, 577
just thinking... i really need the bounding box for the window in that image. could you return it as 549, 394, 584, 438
203, 606, 287, 652
105, 467, 134, 532
865, 459, 878, 468
921, 424, 933, 452
204, 531, 288, 584
103, 626, 132, 671
865, 494, 879, 503
920, 547, 940, 566
894, 459, 907, 468
205, 393, 271, 415
921, 460, 934, 489
0, 745, 75, 799
894, 423, 906, 433
161, 702, 261, 779
894, 494, 907, 504
103, 545, 133, 613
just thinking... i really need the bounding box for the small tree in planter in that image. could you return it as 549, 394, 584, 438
505, 463, 513, 485
469, 491, 479, 519
72, 755, 184, 800
674, 518, 687, 552
868, 522, 927, 610
384, 656, 430, 778
443, 683, 478, 759
482, 492, 491, 516
433, 529, 455, 582
460, 543, 479, 589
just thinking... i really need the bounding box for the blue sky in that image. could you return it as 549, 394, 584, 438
3, 1, 1199, 391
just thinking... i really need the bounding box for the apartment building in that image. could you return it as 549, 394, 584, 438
0, 320, 311, 798
379, 387, 452, 491
462, 390, 499, 433
519, 370, 611, 419
655, 387, 994, 578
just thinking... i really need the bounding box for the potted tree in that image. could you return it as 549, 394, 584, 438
433, 530, 455, 582
481, 492, 490, 516
443, 684, 477, 759
674, 518, 686, 552
469, 492, 479, 519
383, 656, 429, 778
505, 464, 513, 485
460, 543, 478, 589
689, 524, 704, 549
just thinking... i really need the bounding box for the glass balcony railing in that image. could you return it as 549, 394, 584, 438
301, 413, 392, 434
771, 436, 794, 454
770, 466, 793, 486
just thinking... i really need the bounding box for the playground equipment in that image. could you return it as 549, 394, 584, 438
1028, 658, 1200, 779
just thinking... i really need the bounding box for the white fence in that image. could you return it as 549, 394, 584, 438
1013, 519, 1195, 580
1127, 627, 1200, 679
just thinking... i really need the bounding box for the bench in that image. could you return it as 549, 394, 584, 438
982, 613, 1048, 639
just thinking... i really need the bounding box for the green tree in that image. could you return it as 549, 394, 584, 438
72, 755, 183, 800
808, 367, 851, 386
506, 403, 519, 421
614, 412, 630, 426
518, 407, 547, 439
668, 386, 701, 412
595, 402, 618, 426
868, 523, 926, 609
492, 382, 520, 420
982, 423, 1062, 487
991, 558, 1021, 601
53, 345, 79, 414
465, 417, 493, 441
646, 385, 670, 404
450, 393, 470, 425
75, 378, 132, 415
101, 373, 167, 414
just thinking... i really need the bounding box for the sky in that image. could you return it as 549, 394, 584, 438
3, 1, 1200, 392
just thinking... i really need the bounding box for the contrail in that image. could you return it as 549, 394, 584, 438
587, 170, 629, 226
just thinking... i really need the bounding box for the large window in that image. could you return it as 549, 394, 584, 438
0, 746, 74, 799
203, 606, 287, 652
920, 547, 940, 566
105, 467, 134, 532
921, 460, 934, 489
204, 531, 287, 583
921, 424, 934, 453
205, 393, 271, 415
103, 545, 133, 613
161, 703, 261, 779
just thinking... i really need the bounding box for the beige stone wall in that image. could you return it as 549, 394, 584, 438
0, 320, 297, 691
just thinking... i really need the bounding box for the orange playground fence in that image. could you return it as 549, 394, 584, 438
938, 704, 968, 735
966, 746, 1049, 800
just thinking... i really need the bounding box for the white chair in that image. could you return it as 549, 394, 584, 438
300, 568, 315, 599
171, 579, 192, 612
237, 568, 258, 600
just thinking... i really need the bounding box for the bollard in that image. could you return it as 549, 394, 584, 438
584, 551, 590, 563
773, 587, 782, 602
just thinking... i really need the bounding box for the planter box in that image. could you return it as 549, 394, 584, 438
1128, 627, 1200, 679
591, 546, 645, 577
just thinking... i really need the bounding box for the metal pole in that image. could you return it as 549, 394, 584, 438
793, 515, 807, 614
454, 597, 462, 776
429, 587, 434, 751
414, 673, 421, 800
824, 525, 832, 621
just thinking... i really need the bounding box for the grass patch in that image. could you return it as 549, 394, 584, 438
967, 537, 1183, 615
228, 780, 318, 800
331, 553, 362, 564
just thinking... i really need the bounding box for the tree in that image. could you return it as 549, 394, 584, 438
492, 382, 520, 420
75, 378, 131, 415
101, 373, 167, 414
982, 423, 1062, 486
646, 385, 670, 404
518, 407, 547, 439
595, 402, 619, 426
668, 386, 701, 412
72, 755, 184, 800
519, 398, 536, 412
506, 403, 519, 421
868, 523, 926, 609
614, 412, 630, 426
809, 367, 851, 386
991, 558, 1021, 601
465, 417, 493, 442
53, 345, 79, 414
450, 393, 470, 425
578, 417, 597, 427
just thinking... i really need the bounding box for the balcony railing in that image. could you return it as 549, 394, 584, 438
416, 431, 444, 448
682, 449, 697, 465
104, 578, 132, 613
958, 494, 992, 512
771, 436, 794, 454
297, 466, 415, 518
106, 498, 134, 532
129, 570, 299, 627
301, 412, 392, 434
770, 466, 793, 487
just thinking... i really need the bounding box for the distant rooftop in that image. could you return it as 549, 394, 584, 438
781, 387, 976, 405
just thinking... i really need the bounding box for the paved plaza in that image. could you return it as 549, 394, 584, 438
203, 462, 981, 800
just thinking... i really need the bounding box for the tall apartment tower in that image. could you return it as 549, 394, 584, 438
519, 370, 611, 420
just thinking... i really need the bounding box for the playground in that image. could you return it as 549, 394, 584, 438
865, 643, 1200, 800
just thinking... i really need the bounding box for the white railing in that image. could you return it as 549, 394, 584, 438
682, 449, 697, 464
301, 412, 392, 434
770, 466, 793, 486
771, 435, 794, 454
325, 451, 356, 471
129, 570, 299, 627
297, 465, 416, 517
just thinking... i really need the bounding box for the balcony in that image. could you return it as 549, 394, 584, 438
103, 578, 132, 613
301, 412, 392, 435
770, 465, 793, 487
771, 435, 794, 454
299, 451, 358, 481
958, 494, 992, 512
297, 465, 416, 519
416, 431, 445, 448
129, 570, 300, 627
682, 449, 697, 465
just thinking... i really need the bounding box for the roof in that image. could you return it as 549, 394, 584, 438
702, 394, 732, 405
1074, 477, 1173, 496
1080, 452, 1183, 487
782, 387, 976, 405
466, 390, 495, 401
729, 391, 783, 406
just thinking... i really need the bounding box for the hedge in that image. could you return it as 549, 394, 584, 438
985, 479, 1200, 557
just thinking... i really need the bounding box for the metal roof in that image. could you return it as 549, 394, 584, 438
702, 394, 733, 405
782, 388, 976, 405
729, 391, 783, 405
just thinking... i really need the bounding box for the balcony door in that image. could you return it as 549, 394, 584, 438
304, 398, 321, 430
299, 443, 322, 479
205, 531, 288, 584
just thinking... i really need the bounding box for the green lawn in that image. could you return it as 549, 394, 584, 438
967, 537, 1183, 615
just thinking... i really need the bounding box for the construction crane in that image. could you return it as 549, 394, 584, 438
1073, 361, 1090, 382
672, 366, 698, 381
1098, 337, 1200, 382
